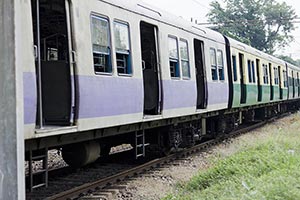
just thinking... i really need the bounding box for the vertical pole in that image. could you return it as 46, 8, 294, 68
0, 0, 25, 199
36, 0, 44, 128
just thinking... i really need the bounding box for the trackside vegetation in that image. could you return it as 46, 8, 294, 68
163, 114, 300, 200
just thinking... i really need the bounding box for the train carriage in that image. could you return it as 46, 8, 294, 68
15, 0, 300, 191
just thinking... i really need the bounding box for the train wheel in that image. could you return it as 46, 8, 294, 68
62, 141, 101, 167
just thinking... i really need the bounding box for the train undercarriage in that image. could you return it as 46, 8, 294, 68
25, 100, 300, 191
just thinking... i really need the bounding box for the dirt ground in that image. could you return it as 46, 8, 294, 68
118, 113, 299, 200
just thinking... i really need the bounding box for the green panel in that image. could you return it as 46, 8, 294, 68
260, 85, 270, 103
244, 84, 258, 106
232, 83, 241, 108
288, 86, 293, 99
272, 85, 280, 101
282, 89, 288, 100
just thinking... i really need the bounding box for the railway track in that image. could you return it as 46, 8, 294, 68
26, 114, 286, 200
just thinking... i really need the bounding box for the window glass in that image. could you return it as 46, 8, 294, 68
169, 37, 180, 78
217, 50, 224, 80
283, 70, 287, 87
210, 48, 218, 80
252, 61, 255, 83
169, 37, 179, 59
248, 60, 252, 83
263, 64, 269, 84
91, 15, 112, 73
114, 22, 130, 52
114, 21, 131, 74
180, 40, 190, 78
232, 55, 237, 81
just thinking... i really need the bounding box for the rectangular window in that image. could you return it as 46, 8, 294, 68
283, 70, 287, 87
274, 67, 279, 85
217, 50, 224, 80
114, 21, 131, 75
180, 39, 190, 78
91, 15, 112, 73
210, 48, 218, 80
232, 55, 237, 81
248, 60, 252, 83
251, 61, 255, 83
263, 64, 269, 84
169, 37, 180, 78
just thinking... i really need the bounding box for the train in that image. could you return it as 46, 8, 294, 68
21, 0, 300, 189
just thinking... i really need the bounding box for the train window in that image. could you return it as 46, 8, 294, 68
180, 39, 190, 78
274, 67, 279, 85
232, 55, 237, 81
168, 36, 180, 78
91, 15, 112, 74
217, 50, 224, 80
263, 64, 269, 84
114, 21, 132, 75
283, 70, 288, 87
210, 48, 218, 80
247, 60, 252, 83
251, 61, 255, 83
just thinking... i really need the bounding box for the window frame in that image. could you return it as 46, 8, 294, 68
251, 61, 256, 83
263, 64, 269, 84
217, 50, 225, 81
179, 39, 191, 79
210, 48, 218, 81
247, 60, 252, 83
90, 14, 113, 75
168, 35, 180, 79
232, 55, 238, 82
113, 20, 133, 76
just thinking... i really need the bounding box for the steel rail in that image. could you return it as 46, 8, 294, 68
45, 119, 271, 200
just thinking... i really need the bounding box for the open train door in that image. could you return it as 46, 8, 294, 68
239, 53, 247, 104
140, 22, 162, 115
194, 39, 207, 109
31, 0, 76, 128
279, 66, 283, 99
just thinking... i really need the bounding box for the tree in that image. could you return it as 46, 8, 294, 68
207, 0, 296, 54
276, 55, 297, 65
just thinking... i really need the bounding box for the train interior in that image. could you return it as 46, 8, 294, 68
31, 0, 72, 127
194, 39, 207, 109
140, 22, 161, 115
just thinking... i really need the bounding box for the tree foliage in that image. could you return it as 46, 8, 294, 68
207, 0, 296, 54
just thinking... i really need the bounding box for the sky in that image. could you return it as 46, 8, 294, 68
142, 0, 300, 60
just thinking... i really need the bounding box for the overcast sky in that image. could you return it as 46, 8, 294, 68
142, 0, 300, 60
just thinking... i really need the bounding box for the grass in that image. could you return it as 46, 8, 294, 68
163, 114, 300, 200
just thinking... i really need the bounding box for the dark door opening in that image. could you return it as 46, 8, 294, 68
279, 66, 283, 99
32, 0, 73, 126
269, 63, 274, 100
292, 71, 295, 97
256, 59, 262, 102
140, 22, 161, 115
194, 39, 207, 109
239, 53, 246, 104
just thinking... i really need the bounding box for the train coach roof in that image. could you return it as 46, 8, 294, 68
98, 0, 225, 44
228, 37, 286, 65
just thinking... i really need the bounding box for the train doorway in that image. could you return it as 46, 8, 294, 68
257, 59, 262, 102
140, 22, 161, 115
239, 53, 246, 104
279, 66, 283, 99
269, 64, 274, 100
31, 0, 75, 128
194, 39, 207, 109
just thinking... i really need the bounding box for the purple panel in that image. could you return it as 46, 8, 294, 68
77, 76, 143, 119
23, 72, 37, 124
163, 80, 197, 110
207, 82, 229, 105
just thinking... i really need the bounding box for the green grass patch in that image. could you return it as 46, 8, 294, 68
164, 122, 300, 200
